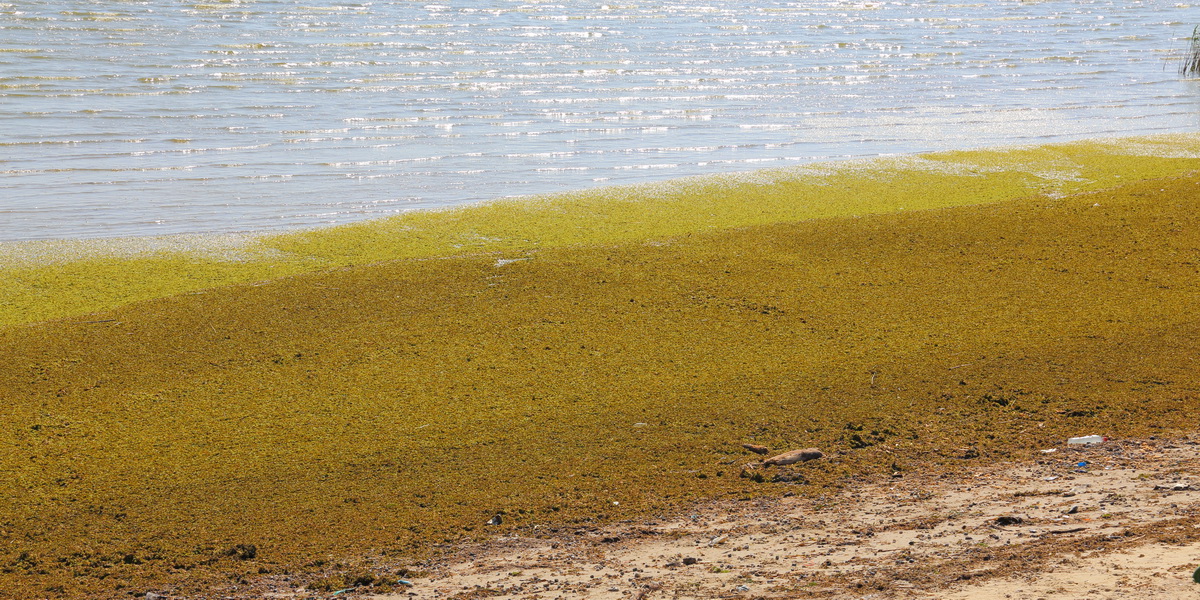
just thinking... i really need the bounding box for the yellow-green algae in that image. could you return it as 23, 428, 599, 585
2, 163, 1200, 597
3, 133, 1200, 328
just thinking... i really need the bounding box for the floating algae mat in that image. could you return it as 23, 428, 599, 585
3, 135, 1200, 597
3, 133, 1200, 328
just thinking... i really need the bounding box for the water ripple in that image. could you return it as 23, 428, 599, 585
1, 0, 1198, 240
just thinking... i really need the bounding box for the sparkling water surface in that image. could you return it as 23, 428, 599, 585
2, 1, 1198, 241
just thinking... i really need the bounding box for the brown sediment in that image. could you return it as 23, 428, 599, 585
1, 168, 1199, 598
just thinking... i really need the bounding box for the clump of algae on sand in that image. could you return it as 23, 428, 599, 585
2, 135, 1200, 598
2, 133, 1199, 327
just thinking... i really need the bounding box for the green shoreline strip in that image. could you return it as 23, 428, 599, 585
3, 133, 1199, 327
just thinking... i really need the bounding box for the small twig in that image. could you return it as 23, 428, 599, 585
1040, 527, 1087, 535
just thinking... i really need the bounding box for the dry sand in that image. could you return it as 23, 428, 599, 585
277, 435, 1200, 600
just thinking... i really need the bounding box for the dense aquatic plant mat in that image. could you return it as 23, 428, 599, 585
3, 133, 1200, 327
2, 170, 1200, 598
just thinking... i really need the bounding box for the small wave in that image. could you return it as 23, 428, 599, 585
613, 163, 681, 170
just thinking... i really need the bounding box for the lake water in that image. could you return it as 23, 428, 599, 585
2, 1, 1198, 242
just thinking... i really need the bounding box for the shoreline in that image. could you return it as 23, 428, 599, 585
4, 132, 1200, 251
4, 133, 1200, 328
3, 148, 1200, 599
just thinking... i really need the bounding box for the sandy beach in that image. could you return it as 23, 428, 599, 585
195, 435, 1200, 599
